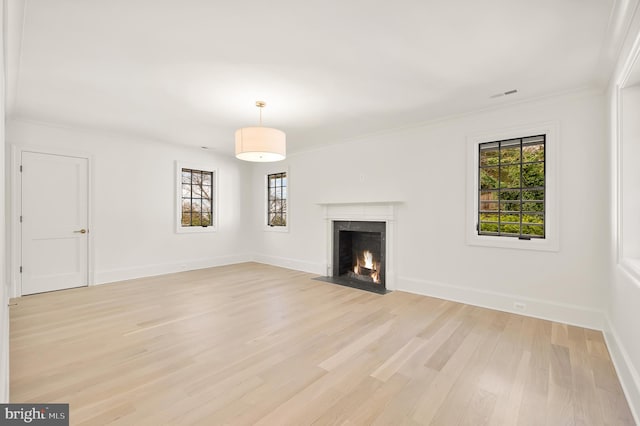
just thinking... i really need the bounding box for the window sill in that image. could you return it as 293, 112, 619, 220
466, 233, 559, 252
264, 225, 288, 233
620, 258, 640, 284
176, 226, 217, 234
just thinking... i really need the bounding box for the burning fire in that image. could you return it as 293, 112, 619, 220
363, 251, 374, 269
353, 250, 380, 283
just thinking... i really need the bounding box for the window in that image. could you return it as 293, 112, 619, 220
267, 172, 287, 228
617, 64, 640, 279
478, 135, 545, 239
466, 122, 558, 251
176, 162, 216, 233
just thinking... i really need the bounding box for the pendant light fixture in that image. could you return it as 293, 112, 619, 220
235, 101, 286, 162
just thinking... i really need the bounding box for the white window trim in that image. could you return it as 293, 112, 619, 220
264, 167, 289, 232
175, 161, 217, 234
466, 121, 559, 251
615, 27, 640, 284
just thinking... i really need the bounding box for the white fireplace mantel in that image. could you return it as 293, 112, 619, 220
318, 201, 402, 291
317, 201, 403, 221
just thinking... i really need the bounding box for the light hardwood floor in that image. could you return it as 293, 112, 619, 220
10, 263, 635, 425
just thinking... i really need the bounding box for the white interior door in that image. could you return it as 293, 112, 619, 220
21, 151, 89, 295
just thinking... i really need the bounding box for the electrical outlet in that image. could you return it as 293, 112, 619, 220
514, 302, 526, 311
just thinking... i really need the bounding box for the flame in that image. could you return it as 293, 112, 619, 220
363, 251, 374, 269
353, 250, 381, 284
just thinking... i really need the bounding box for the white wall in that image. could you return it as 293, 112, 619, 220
6, 119, 252, 291
605, 6, 640, 421
250, 91, 608, 329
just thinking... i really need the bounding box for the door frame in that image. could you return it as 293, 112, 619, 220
10, 145, 95, 298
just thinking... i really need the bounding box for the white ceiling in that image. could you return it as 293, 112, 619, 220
5, 0, 626, 155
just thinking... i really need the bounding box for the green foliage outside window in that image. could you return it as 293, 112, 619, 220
478, 136, 545, 238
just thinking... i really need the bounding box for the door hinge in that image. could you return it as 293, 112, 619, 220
20, 215, 23, 223
19, 165, 22, 172
19, 266, 22, 273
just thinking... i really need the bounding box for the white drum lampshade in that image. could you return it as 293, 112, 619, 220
235, 126, 286, 162
235, 101, 286, 162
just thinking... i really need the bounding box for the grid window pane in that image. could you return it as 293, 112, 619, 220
500, 201, 521, 212
201, 184, 211, 199
500, 223, 520, 234
479, 222, 499, 233
522, 224, 544, 236
499, 165, 520, 189
522, 201, 544, 212
267, 172, 287, 227
182, 184, 191, 198
499, 190, 520, 201
522, 190, 544, 200
478, 135, 545, 239
480, 201, 499, 212
480, 168, 499, 190
523, 213, 544, 224
500, 213, 520, 223
522, 140, 545, 163
201, 212, 211, 226
181, 168, 214, 227
523, 163, 545, 187
500, 143, 521, 164
480, 143, 499, 166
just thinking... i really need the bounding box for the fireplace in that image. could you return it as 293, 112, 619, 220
316, 201, 399, 294
332, 221, 386, 292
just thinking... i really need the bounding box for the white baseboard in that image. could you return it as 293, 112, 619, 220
94, 254, 252, 285
397, 276, 605, 330
603, 318, 640, 425
251, 254, 325, 275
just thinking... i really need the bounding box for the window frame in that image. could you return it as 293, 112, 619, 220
477, 135, 546, 239
264, 168, 289, 232
175, 161, 217, 234
466, 122, 559, 251
616, 40, 640, 283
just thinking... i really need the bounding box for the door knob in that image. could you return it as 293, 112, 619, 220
74, 229, 87, 234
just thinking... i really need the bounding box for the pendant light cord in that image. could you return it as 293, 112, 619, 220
256, 101, 266, 127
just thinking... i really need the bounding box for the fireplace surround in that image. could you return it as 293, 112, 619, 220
317, 201, 400, 294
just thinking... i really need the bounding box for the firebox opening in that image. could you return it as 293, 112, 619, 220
339, 231, 382, 284
331, 221, 386, 293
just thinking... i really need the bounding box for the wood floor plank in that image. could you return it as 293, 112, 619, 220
8, 262, 634, 425
370, 336, 427, 382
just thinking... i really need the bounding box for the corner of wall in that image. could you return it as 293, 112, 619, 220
605, 3, 640, 423
603, 317, 640, 425
251, 253, 325, 275
1, 0, 10, 404
94, 254, 253, 285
